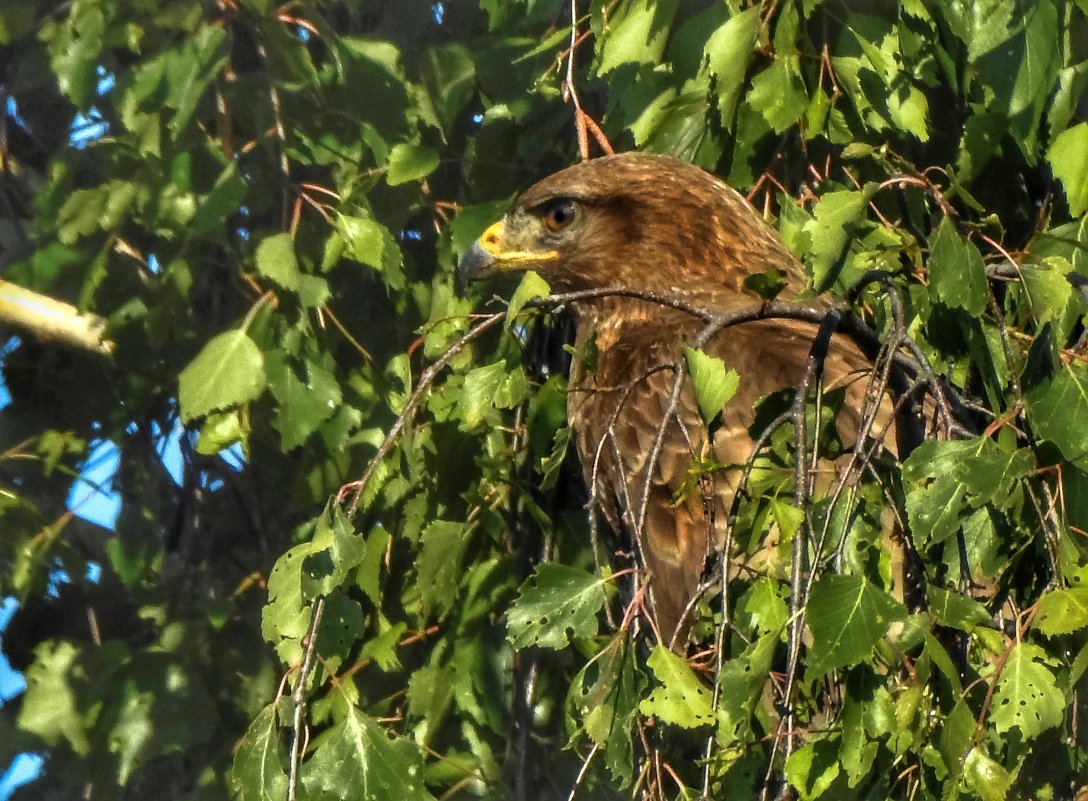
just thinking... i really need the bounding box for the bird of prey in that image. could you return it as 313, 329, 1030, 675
458, 152, 898, 646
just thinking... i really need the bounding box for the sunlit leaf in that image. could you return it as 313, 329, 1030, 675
684, 345, 740, 424
507, 564, 609, 649
988, 642, 1064, 737
1035, 587, 1088, 636
639, 645, 715, 728
301, 705, 435, 801
1048, 122, 1088, 216
178, 330, 267, 422
256, 232, 301, 291
806, 574, 906, 676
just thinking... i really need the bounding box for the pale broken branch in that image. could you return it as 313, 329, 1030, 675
0, 279, 113, 356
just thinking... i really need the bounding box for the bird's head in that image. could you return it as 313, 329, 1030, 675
458, 152, 804, 299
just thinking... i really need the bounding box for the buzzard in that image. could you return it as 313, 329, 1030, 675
458, 152, 898, 646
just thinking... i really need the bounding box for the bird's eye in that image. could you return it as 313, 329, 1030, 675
543, 200, 577, 233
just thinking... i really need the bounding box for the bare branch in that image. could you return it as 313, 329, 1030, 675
287, 595, 326, 801
347, 312, 505, 514
0, 279, 113, 355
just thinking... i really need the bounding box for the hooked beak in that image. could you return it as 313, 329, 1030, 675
457, 219, 559, 290
457, 220, 506, 289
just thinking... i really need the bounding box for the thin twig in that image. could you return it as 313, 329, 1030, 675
347, 313, 505, 513
287, 596, 326, 801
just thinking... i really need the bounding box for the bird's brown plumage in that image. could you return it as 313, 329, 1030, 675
459, 152, 894, 645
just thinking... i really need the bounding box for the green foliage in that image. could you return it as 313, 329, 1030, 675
507, 564, 610, 650
1, 1, 1087, 800
683, 344, 740, 425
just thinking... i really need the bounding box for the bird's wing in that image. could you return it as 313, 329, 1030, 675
568, 316, 731, 644
569, 315, 899, 645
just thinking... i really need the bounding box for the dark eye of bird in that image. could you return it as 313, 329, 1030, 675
543, 200, 576, 232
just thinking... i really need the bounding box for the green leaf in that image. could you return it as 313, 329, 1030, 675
337, 215, 405, 288
56, 181, 138, 244
195, 410, 245, 456
963, 748, 1013, 801
902, 438, 1034, 547
301, 706, 435, 801
418, 43, 476, 134
702, 6, 761, 128
742, 268, 789, 301
926, 585, 990, 632
738, 578, 788, 635
928, 217, 988, 316
262, 542, 311, 662
1047, 122, 1088, 216
806, 574, 906, 676
355, 526, 390, 607
457, 361, 527, 429
506, 271, 551, 328
301, 502, 366, 599
1025, 363, 1088, 466
567, 634, 644, 786
256, 233, 301, 291
596, 0, 679, 75
166, 26, 228, 135
507, 564, 609, 649
839, 695, 878, 787
15, 640, 90, 754
683, 345, 740, 424
229, 704, 287, 801
988, 642, 1063, 737
747, 55, 808, 133
266, 352, 342, 451
638, 645, 715, 728
965, 0, 1060, 155
179, 331, 267, 422
407, 665, 455, 746
785, 739, 841, 801
316, 591, 366, 669
458, 362, 505, 429
44, 2, 105, 107
386, 143, 439, 186
803, 187, 873, 291
717, 632, 778, 746
1019, 257, 1075, 327
1035, 587, 1088, 636
417, 521, 471, 619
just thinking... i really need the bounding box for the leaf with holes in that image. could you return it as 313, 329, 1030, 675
301, 501, 366, 599
989, 642, 1063, 738
567, 633, 644, 787
301, 705, 435, 801
1035, 587, 1088, 636
717, 631, 778, 746
639, 645, 716, 728
507, 564, 609, 649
